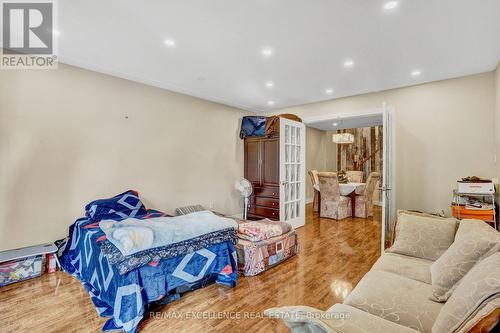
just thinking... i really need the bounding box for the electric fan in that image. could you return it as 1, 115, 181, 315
235, 178, 253, 220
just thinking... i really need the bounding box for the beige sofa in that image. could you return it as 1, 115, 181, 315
265, 211, 500, 333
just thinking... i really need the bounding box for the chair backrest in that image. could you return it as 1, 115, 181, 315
364, 172, 381, 198
317, 172, 340, 200
308, 170, 319, 187
346, 170, 364, 183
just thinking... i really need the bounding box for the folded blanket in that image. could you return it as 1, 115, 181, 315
100, 228, 237, 275
238, 219, 292, 242
99, 211, 238, 256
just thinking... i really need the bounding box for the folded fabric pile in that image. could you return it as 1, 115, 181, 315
236, 219, 299, 276
238, 219, 291, 242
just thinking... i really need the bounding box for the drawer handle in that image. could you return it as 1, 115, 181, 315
272, 193, 276, 196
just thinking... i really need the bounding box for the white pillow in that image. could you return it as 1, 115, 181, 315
387, 211, 457, 261
430, 219, 500, 302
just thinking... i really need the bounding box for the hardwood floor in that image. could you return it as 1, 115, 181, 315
0, 205, 381, 333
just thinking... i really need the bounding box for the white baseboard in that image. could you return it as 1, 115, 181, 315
306, 197, 314, 204
227, 213, 243, 219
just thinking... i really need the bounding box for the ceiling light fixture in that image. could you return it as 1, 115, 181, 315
265, 81, 275, 88
411, 70, 422, 77
384, 1, 399, 10
333, 122, 338, 126
325, 88, 334, 95
332, 133, 354, 144
343, 59, 355, 68
164, 39, 176, 47
53, 29, 60, 37
261, 47, 273, 58
267, 101, 275, 106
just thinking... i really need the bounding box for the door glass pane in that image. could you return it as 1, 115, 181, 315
290, 203, 295, 219
291, 182, 295, 200
296, 201, 300, 217
296, 164, 301, 182
285, 203, 289, 220
296, 127, 301, 145
296, 183, 300, 201
296, 144, 300, 162
291, 146, 296, 162
285, 125, 290, 144
286, 164, 290, 182
291, 127, 296, 144
285, 183, 289, 201
291, 164, 295, 182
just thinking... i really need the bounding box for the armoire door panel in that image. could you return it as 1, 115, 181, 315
262, 138, 279, 186
244, 139, 261, 185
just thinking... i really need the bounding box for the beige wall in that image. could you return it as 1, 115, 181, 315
496, 63, 500, 181
271, 72, 496, 214
305, 127, 326, 200
305, 127, 337, 201
0, 64, 249, 251
324, 131, 338, 171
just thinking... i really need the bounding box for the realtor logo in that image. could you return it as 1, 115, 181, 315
1, 0, 57, 69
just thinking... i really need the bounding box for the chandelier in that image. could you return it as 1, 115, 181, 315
332, 133, 354, 144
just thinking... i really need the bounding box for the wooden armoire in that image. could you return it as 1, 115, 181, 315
244, 136, 280, 220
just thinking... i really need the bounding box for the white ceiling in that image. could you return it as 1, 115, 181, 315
57, 0, 500, 113
307, 114, 383, 131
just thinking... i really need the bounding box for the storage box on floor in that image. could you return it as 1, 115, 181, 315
236, 229, 299, 276
0, 255, 43, 287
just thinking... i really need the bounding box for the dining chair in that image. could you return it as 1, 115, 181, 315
308, 170, 320, 212
346, 170, 364, 183
354, 172, 381, 218
317, 172, 352, 220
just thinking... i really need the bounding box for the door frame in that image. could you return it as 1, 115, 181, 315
302, 104, 396, 254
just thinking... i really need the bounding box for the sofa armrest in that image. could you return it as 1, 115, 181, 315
264, 304, 418, 333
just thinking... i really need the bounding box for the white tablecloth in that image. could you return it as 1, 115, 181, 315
313, 182, 365, 196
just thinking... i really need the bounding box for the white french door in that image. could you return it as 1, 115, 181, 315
381, 106, 394, 253
279, 118, 306, 228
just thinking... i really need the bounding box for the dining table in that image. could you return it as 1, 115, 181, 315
313, 182, 366, 217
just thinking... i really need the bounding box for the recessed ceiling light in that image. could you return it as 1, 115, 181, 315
343, 59, 355, 68
411, 70, 422, 77
164, 39, 176, 47
325, 88, 334, 95
265, 81, 275, 88
267, 101, 275, 106
384, 1, 399, 10
261, 47, 273, 58
333, 122, 338, 127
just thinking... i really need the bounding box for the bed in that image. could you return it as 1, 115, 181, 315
59, 191, 238, 333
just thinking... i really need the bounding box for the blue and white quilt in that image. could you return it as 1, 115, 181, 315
60, 202, 238, 333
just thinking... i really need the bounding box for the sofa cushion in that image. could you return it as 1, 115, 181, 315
344, 270, 443, 333
430, 219, 500, 302
432, 252, 500, 333
265, 304, 419, 333
387, 210, 457, 261
372, 253, 433, 284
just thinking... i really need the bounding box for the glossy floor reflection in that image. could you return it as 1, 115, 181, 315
0, 205, 381, 333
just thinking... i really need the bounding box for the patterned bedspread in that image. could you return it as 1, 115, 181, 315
60, 211, 238, 333
101, 228, 237, 274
